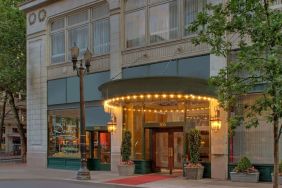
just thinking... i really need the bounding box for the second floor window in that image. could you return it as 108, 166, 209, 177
124, 0, 206, 49
51, 19, 65, 64
50, 3, 110, 64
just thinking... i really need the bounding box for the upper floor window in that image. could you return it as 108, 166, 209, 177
124, 0, 206, 49
184, 0, 206, 36
92, 4, 110, 54
50, 19, 65, 64
50, 3, 110, 64
149, 1, 178, 43
68, 11, 89, 59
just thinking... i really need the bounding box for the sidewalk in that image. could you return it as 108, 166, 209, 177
0, 163, 273, 188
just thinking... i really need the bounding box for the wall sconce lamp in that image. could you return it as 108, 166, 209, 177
107, 114, 117, 134
210, 107, 221, 133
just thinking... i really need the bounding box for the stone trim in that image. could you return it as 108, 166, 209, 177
122, 38, 209, 68
47, 55, 110, 80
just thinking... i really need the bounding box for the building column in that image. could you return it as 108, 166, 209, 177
108, 0, 122, 172
210, 54, 228, 179
26, 34, 48, 168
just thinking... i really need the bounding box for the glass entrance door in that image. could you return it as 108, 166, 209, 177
153, 128, 183, 174
156, 132, 169, 168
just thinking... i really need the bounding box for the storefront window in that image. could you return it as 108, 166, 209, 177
48, 109, 80, 158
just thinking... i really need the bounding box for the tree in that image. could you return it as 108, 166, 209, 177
189, 0, 282, 187
0, 92, 8, 150
0, 0, 26, 161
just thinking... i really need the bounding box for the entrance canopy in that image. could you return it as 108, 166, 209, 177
99, 77, 217, 114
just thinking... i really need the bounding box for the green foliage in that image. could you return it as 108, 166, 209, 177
189, 1, 281, 185
121, 130, 132, 162
188, 129, 201, 164
189, 0, 282, 132
0, 0, 26, 93
234, 156, 252, 173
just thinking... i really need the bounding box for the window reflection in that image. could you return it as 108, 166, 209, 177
149, 1, 178, 43
48, 109, 81, 158
125, 10, 146, 48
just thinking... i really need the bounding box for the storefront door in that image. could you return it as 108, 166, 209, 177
152, 128, 183, 174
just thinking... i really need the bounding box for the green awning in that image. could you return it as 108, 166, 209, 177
98, 76, 216, 99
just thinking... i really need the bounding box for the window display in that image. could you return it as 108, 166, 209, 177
48, 109, 80, 158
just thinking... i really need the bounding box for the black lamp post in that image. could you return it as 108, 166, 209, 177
71, 43, 92, 180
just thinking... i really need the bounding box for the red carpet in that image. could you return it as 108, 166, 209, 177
106, 174, 175, 185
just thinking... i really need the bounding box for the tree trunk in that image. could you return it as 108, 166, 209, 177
273, 118, 279, 188
7, 91, 26, 162
0, 92, 7, 150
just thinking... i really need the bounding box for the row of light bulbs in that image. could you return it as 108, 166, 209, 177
104, 94, 215, 109
122, 107, 209, 113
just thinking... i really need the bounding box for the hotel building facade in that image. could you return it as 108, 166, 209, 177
20, 0, 282, 181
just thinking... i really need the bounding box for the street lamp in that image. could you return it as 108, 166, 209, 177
71, 43, 92, 180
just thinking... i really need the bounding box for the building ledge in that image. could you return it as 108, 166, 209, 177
19, 0, 58, 12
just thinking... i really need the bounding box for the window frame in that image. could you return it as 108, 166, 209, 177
123, 0, 205, 50
49, 4, 110, 66
50, 18, 66, 64
91, 4, 110, 55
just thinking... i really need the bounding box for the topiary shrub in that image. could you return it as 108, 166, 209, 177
188, 129, 201, 165
234, 156, 258, 173
120, 130, 133, 165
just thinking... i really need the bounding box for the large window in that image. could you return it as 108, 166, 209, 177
92, 4, 110, 54
125, 10, 146, 48
230, 95, 282, 164
67, 11, 89, 59
50, 19, 65, 64
50, 3, 110, 64
124, 0, 206, 48
184, 0, 206, 36
48, 109, 81, 158
149, 1, 178, 43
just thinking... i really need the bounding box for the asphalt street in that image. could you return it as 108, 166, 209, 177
0, 180, 137, 188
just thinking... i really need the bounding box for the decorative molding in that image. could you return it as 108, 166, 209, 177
28, 12, 36, 25
38, 9, 47, 22
109, 7, 121, 16
122, 38, 210, 68
47, 56, 110, 80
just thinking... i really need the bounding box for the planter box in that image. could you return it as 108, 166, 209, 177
185, 167, 204, 180
271, 174, 282, 185
230, 172, 259, 183
117, 164, 135, 176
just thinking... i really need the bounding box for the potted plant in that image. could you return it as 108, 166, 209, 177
272, 160, 282, 184
230, 156, 259, 183
185, 129, 204, 180
117, 130, 135, 176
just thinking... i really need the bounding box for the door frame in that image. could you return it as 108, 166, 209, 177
151, 127, 183, 174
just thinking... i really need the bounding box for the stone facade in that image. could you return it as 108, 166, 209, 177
20, 0, 228, 178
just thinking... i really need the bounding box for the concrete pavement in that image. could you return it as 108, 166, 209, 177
0, 162, 273, 188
